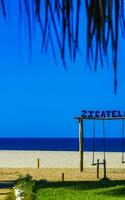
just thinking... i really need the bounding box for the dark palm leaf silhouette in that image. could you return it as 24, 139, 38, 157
0, 0, 125, 93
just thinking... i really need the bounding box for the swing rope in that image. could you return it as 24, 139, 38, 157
122, 119, 125, 163
92, 119, 96, 165
92, 119, 106, 165
103, 119, 106, 160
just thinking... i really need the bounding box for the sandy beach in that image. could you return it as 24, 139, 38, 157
0, 150, 124, 169
0, 150, 125, 184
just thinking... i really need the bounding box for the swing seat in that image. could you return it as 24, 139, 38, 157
91, 162, 97, 166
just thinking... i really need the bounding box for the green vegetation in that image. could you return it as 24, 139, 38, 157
16, 174, 36, 200
6, 174, 36, 200
36, 180, 125, 200
6, 175, 125, 200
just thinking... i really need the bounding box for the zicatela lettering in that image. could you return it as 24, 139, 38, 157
81, 110, 125, 118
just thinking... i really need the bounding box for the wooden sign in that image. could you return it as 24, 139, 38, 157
81, 110, 125, 118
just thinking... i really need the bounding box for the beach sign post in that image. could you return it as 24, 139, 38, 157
79, 118, 83, 172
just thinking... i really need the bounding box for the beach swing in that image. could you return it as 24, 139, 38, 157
122, 119, 125, 163
91, 119, 108, 179
92, 119, 106, 165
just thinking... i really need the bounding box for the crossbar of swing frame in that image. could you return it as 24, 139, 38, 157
92, 162, 104, 166
75, 116, 125, 120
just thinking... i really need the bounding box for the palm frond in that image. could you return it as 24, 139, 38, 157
85, 0, 125, 93
1, 0, 6, 17
0, 0, 125, 93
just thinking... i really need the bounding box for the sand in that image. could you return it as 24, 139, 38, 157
0, 150, 124, 169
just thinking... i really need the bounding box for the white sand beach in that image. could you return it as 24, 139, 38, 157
0, 150, 124, 169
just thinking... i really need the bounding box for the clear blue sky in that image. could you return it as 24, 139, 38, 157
0, 2, 125, 138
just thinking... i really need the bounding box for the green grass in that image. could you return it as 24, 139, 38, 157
36, 180, 125, 200
6, 176, 125, 200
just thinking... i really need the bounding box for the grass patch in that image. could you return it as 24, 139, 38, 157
36, 180, 125, 200
6, 177, 125, 200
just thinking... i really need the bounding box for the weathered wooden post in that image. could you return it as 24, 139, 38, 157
103, 159, 107, 179
37, 158, 40, 168
62, 173, 64, 181
79, 118, 83, 172
97, 159, 99, 179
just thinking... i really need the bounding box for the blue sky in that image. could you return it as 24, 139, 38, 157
0, 2, 125, 138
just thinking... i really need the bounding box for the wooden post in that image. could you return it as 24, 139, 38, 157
97, 159, 99, 179
62, 173, 64, 181
37, 158, 40, 168
79, 118, 83, 172
103, 159, 107, 179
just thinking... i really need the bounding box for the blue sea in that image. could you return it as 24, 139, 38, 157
0, 138, 124, 152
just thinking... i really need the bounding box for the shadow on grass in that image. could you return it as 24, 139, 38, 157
37, 179, 125, 192
98, 186, 125, 197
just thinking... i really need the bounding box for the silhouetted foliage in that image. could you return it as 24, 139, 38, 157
0, 0, 125, 93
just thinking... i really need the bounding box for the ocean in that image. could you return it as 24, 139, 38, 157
0, 137, 124, 152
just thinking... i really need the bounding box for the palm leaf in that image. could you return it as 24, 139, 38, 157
0, 0, 125, 93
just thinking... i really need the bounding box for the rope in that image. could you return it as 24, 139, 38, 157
92, 119, 96, 165
122, 119, 124, 163
103, 119, 106, 160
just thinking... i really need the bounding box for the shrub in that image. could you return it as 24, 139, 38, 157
6, 174, 36, 200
